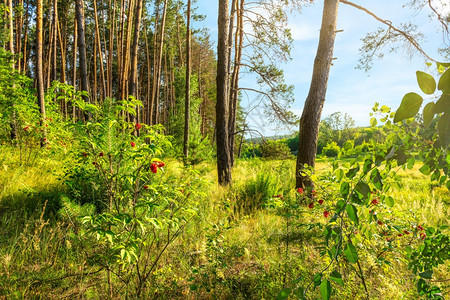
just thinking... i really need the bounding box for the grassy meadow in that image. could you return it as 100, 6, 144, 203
0, 145, 448, 299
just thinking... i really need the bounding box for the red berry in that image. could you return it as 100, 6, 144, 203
82, 152, 87, 157
398, 234, 403, 237
135, 123, 142, 130
404, 230, 410, 235
377, 220, 383, 225
99, 152, 104, 157
297, 188, 304, 194
144, 185, 149, 189
323, 211, 330, 218
308, 203, 314, 209
24, 126, 29, 131
318, 199, 324, 205
131, 141, 136, 147
150, 163, 158, 173
371, 198, 379, 205
417, 225, 424, 231
157, 161, 165, 168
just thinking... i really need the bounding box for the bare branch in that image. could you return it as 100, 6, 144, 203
340, 0, 436, 62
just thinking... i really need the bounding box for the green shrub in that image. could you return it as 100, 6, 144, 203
323, 141, 340, 157
260, 139, 293, 159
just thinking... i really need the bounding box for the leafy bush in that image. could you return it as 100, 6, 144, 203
260, 139, 293, 159
322, 141, 340, 157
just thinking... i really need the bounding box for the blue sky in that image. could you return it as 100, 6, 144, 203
191, 0, 449, 136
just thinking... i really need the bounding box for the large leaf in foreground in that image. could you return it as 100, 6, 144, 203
394, 92, 423, 123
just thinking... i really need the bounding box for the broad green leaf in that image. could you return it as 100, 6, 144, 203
346, 204, 358, 224
407, 157, 415, 169
423, 102, 435, 128
380, 105, 390, 113
438, 113, 450, 147
394, 93, 423, 123
346, 166, 360, 179
370, 117, 377, 127
344, 243, 358, 263
330, 271, 344, 286
313, 273, 322, 287
419, 164, 431, 175
340, 182, 350, 197
335, 169, 344, 181
336, 200, 346, 214
385, 196, 395, 207
416, 71, 436, 94
276, 288, 291, 300
370, 169, 383, 190
438, 67, 450, 92
320, 280, 331, 300
355, 181, 370, 199
435, 94, 450, 114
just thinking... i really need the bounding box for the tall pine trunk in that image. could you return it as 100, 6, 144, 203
36, 0, 47, 146
183, 0, 191, 164
75, 0, 89, 105
295, 0, 339, 189
216, 0, 232, 185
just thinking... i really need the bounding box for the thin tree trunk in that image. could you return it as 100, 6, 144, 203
21, 0, 29, 74
36, 0, 47, 146
151, 0, 167, 125
129, 0, 144, 135
93, 0, 107, 101
228, 0, 244, 166
216, 0, 232, 185
183, 0, 191, 163
295, 0, 339, 189
75, 0, 89, 105
8, 0, 17, 141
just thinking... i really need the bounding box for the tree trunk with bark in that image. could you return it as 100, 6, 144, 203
36, 0, 47, 146
75, 0, 89, 105
183, 0, 191, 164
295, 0, 339, 189
216, 0, 232, 185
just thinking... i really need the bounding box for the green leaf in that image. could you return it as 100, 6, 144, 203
335, 169, 344, 181
438, 67, 450, 92
419, 270, 433, 279
380, 105, 390, 113
340, 182, 350, 197
423, 102, 435, 128
416, 71, 436, 94
407, 157, 415, 169
330, 271, 344, 286
320, 280, 331, 300
419, 164, 431, 175
385, 196, 395, 207
370, 117, 377, 127
313, 273, 322, 287
355, 181, 370, 199
435, 94, 450, 114
344, 243, 358, 263
394, 93, 423, 123
370, 169, 383, 190
346, 204, 358, 224
276, 288, 291, 300
438, 113, 450, 147
346, 166, 360, 179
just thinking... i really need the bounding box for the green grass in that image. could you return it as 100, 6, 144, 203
0, 148, 448, 299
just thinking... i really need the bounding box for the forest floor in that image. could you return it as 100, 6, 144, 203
0, 147, 449, 299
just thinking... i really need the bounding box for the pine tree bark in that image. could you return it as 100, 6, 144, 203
36, 0, 47, 146
75, 0, 89, 105
217, 0, 232, 185
295, 0, 339, 189
183, 0, 191, 163
228, 0, 244, 166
